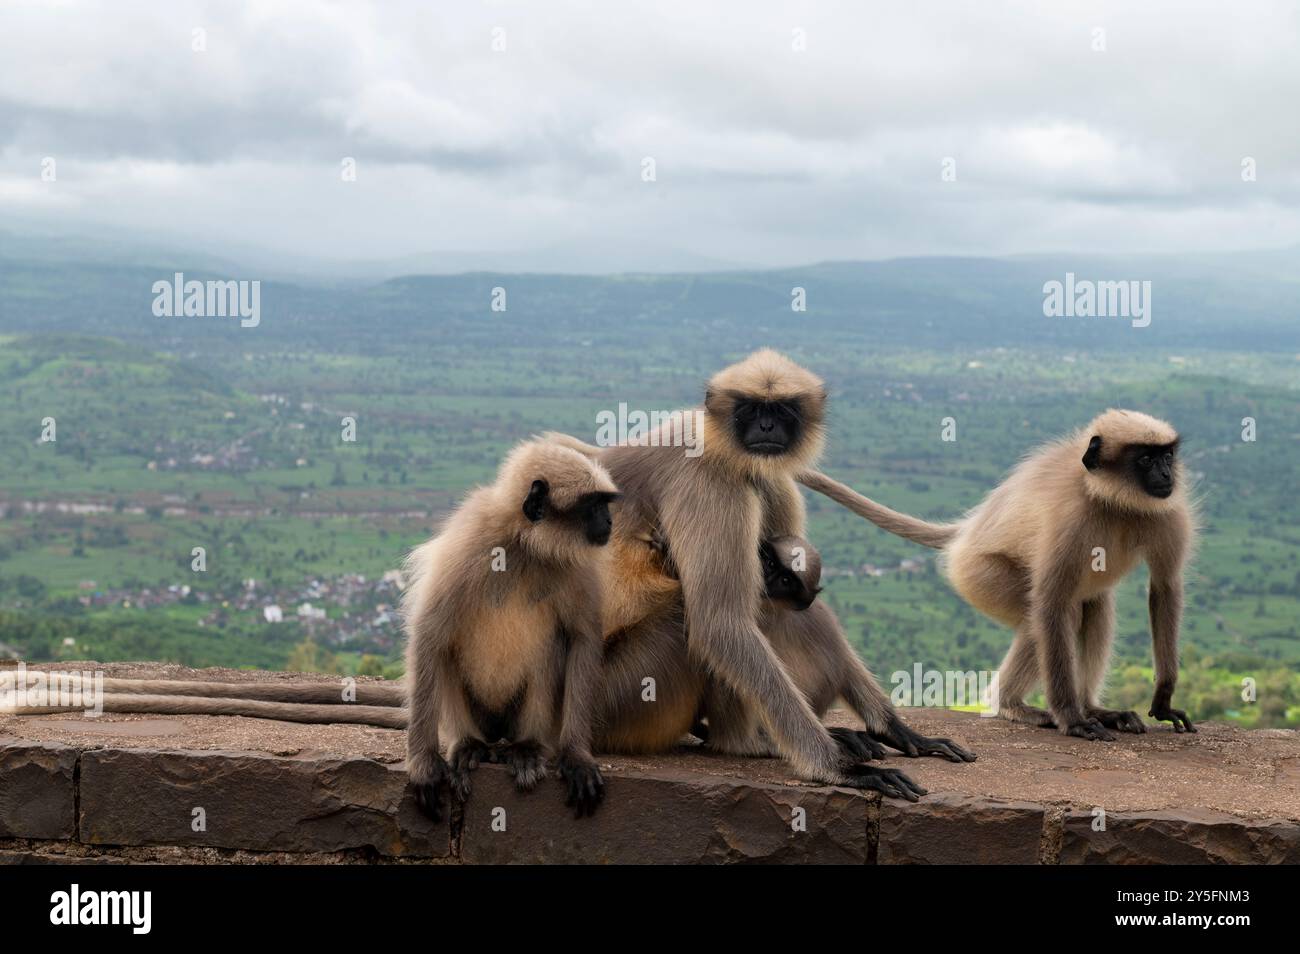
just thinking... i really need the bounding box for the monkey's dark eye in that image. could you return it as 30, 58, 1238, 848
781, 574, 794, 587
773, 404, 795, 421
1162, 452, 1173, 465
1138, 455, 1152, 468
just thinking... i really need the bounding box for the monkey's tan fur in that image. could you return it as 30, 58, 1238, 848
400, 438, 614, 817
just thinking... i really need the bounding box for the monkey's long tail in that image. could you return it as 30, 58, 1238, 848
798, 470, 960, 550
3, 693, 409, 728
94, 677, 405, 706
2, 675, 407, 727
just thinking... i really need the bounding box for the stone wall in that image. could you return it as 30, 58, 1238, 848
3, 664, 1298, 864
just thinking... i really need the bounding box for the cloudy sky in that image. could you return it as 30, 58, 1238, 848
1, 0, 1297, 272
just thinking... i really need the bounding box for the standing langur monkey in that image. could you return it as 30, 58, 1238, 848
552, 349, 971, 802
800, 410, 1197, 740
401, 439, 619, 820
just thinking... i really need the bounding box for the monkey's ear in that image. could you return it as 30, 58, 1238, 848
523, 479, 549, 522
1082, 435, 1103, 471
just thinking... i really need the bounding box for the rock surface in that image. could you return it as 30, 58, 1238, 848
2, 662, 1298, 864
0, 742, 77, 840
79, 748, 446, 857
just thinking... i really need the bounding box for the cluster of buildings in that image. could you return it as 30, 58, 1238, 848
72, 569, 407, 652
823, 556, 930, 580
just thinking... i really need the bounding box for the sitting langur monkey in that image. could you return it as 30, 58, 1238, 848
799, 409, 1197, 740
550, 349, 971, 802
401, 438, 618, 820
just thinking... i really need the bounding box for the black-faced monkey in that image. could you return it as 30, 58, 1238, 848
760, 535, 822, 611
401, 438, 618, 820
555, 350, 969, 799
800, 409, 1197, 740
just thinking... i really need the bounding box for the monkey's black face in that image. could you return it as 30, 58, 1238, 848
575, 492, 618, 545
770, 573, 817, 610
759, 542, 818, 610
732, 399, 802, 456
1129, 443, 1177, 498
522, 481, 618, 546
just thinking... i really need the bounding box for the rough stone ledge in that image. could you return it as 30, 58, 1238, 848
2, 663, 1298, 864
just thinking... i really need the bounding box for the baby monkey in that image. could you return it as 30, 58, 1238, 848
402, 438, 618, 821
700, 534, 955, 772
649, 531, 821, 610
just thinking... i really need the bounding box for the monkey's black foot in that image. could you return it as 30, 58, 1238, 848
448, 737, 492, 802
829, 727, 888, 761
502, 740, 549, 791
841, 765, 927, 802
411, 752, 452, 822
1089, 707, 1147, 734
557, 752, 606, 819
1063, 717, 1117, 741
871, 716, 977, 763
1148, 705, 1197, 733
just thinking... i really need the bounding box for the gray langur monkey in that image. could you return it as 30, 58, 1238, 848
799, 409, 1198, 740
400, 438, 619, 820
4, 441, 620, 822
550, 349, 972, 801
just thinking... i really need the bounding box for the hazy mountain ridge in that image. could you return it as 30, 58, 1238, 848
3, 249, 1297, 353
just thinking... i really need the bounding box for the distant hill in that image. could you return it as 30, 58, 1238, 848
3, 247, 1297, 354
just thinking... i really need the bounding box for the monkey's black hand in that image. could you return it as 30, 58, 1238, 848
871, 716, 977, 763
502, 739, 549, 791
411, 752, 451, 823
557, 752, 606, 819
829, 727, 888, 761
840, 765, 927, 802
1148, 704, 1196, 733
449, 737, 493, 802
1063, 717, 1117, 741
690, 719, 710, 743
1089, 708, 1147, 734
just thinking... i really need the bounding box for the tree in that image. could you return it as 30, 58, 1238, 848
286, 638, 340, 674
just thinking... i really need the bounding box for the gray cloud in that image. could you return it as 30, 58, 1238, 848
1, 0, 1296, 272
